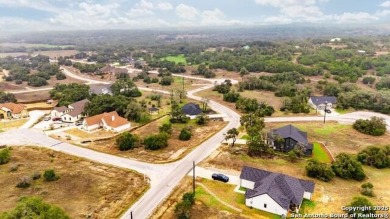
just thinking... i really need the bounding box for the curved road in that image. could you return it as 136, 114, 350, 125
1, 67, 390, 219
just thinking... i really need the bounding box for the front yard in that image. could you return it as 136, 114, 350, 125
0, 118, 28, 130
0, 147, 149, 218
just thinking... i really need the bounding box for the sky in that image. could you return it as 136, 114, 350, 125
1, 0, 390, 32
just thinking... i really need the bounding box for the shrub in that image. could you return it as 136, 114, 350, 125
305, 159, 335, 182
116, 133, 139, 151
28, 76, 48, 87
223, 90, 240, 103
360, 182, 374, 197
357, 146, 390, 168
196, 114, 209, 125
362, 76, 375, 85
159, 123, 172, 135
175, 192, 195, 219
287, 150, 299, 162
0, 148, 11, 165
345, 197, 376, 219
9, 163, 19, 172
353, 117, 387, 136
160, 76, 174, 86
56, 72, 66, 80
332, 153, 365, 181
16, 176, 32, 188
32, 171, 41, 180
179, 128, 192, 141
143, 133, 169, 150
43, 169, 59, 181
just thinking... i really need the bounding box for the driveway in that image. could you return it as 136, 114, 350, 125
188, 166, 240, 186
20, 110, 46, 129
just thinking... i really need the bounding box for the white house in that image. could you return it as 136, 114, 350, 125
83, 111, 130, 132
240, 166, 315, 217
51, 99, 89, 122
308, 96, 337, 111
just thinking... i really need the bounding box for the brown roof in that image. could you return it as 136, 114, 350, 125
84, 111, 129, 128
53, 106, 67, 113
0, 103, 26, 114
68, 99, 89, 117
102, 111, 130, 128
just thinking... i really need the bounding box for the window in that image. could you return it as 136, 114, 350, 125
264, 204, 267, 208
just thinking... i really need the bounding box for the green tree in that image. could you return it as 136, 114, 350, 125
331, 153, 365, 181
85, 94, 130, 117
0, 91, 17, 103
159, 123, 173, 135
116, 133, 139, 151
50, 83, 90, 107
170, 102, 189, 124
196, 114, 209, 125
179, 128, 192, 141
0, 196, 69, 219
357, 146, 390, 168
239, 67, 249, 81
55, 72, 66, 80
360, 182, 374, 197
111, 79, 141, 97
0, 148, 11, 165
125, 101, 150, 123
353, 117, 387, 136
143, 133, 169, 150
224, 128, 239, 147
345, 197, 376, 219
43, 169, 59, 181
305, 159, 335, 182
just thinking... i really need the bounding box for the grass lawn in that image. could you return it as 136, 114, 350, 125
0, 147, 149, 218
299, 200, 316, 214
335, 108, 353, 114
0, 119, 28, 130
312, 142, 333, 163
161, 54, 187, 64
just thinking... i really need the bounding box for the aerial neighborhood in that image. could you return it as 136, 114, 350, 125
1, 3, 390, 219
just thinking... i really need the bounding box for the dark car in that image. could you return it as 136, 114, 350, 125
212, 173, 229, 182
52, 117, 62, 121
325, 109, 331, 114
75, 120, 83, 126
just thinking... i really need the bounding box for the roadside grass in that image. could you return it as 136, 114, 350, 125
0, 147, 148, 218
161, 54, 187, 64
312, 142, 332, 163
0, 119, 28, 130
335, 108, 353, 114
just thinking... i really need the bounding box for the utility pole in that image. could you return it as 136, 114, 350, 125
323, 101, 328, 124
192, 161, 196, 194
130, 211, 133, 219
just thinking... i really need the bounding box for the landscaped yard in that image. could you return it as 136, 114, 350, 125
80, 116, 228, 163
161, 54, 187, 64
0, 147, 149, 218
312, 142, 333, 163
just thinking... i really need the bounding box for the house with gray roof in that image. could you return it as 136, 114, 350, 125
182, 103, 202, 118
51, 99, 89, 123
240, 166, 315, 216
89, 84, 113, 95
267, 124, 313, 155
309, 96, 337, 110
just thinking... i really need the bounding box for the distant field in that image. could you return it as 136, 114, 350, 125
0, 43, 74, 48
161, 54, 187, 64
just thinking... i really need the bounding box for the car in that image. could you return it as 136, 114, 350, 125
325, 109, 332, 114
52, 117, 62, 121
75, 121, 83, 126
44, 116, 51, 121
212, 173, 229, 182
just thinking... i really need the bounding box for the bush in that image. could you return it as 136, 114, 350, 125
0, 196, 69, 218
196, 114, 209, 125
159, 123, 172, 135
116, 133, 139, 151
305, 159, 335, 182
331, 153, 365, 181
160, 76, 174, 86
345, 197, 376, 219
223, 90, 241, 103
55, 72, 66, 80
357, 146, 390, 168
175, 192, 195, 219
32, 171, 41, 180
16, 176, 32, 188
143, 133, 169, 150
0, 148, 11, 165
43, 169, 59, 181
353, 116, 387, 136
287, 150, 299, 162
362, 76, 375, 85
360, 182, 374, 197
27, 76, 48, 87
9, 163, 19, 172
179, 128, 192, 141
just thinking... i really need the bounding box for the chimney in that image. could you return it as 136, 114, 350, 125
112, 115, 115, 121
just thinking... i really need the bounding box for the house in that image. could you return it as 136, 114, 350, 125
182, 103, 202, 117
330, 38, 341, 42
51, 99, 89, 122
148, 107, 160, 115
308, 96, 337, 111
83, 111, 130, 132
267, 125, 313, 155
0, 103, 28, 119
240, 166, 315, 217
89, 84, 113, 95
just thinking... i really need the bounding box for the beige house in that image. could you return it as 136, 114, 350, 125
83, 111, 131, 132
0, 103, 28, 120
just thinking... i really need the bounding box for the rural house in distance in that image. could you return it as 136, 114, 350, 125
267, 124, 313, 155
240, 166, 315, 217
182, 103, 202, 118
308, 96, 337, 111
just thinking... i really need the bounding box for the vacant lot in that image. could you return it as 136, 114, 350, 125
14, 90, 51, 103
134, 75, 205, 92
82, 116, 227, 163
0, 119, 28, 130
265, 121, 390, 155
203, 145, 390, 216
0, 147, 149, 219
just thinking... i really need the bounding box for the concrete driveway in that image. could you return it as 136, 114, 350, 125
188, 166, 240, 186
20, 110, 46, 129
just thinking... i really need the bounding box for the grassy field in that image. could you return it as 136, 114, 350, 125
0, 147, 149, 218
161, 54, 187, 64
0, 119, 28, 130
312, 142, 333, 163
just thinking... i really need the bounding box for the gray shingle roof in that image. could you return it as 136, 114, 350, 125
67, 99, 89, 117
310, 96, 337, 106
182, 103, 202, 115
89, 84, 112, 95
271, 124, 308, 144
241, 166, 315, 210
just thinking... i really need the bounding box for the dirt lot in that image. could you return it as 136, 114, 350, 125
81, 116, 227, 163
14, 90, 52, 103
0, 147, 149, 219
265, 121, 390, 155
202, 145, 390, 216
0, 119, 28, 130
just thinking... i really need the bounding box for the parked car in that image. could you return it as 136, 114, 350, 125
325, 109, 332, 114
44, 116, 51, 121
75, 121, 83, 126
52, 117, 62, 121
212, 173, 229, 182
